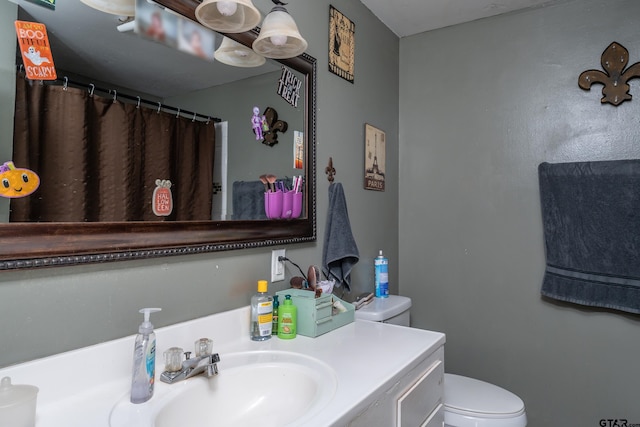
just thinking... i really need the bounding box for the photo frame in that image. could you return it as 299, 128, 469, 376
329, 5, 355, 83
364, 124, 385, 191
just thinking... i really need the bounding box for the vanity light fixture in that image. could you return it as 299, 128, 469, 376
196, 0, 307, 60
79, 0, 135, 16
252, 1, 307, 59
214, 36, 266, 67
195, 0, 262, 33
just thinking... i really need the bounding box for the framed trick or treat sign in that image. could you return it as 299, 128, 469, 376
329, 5, 355, 83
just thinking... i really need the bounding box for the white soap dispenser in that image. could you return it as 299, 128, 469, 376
130, 307, 161, 404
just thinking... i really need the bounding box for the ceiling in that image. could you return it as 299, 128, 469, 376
12, 0, 562, 99
359, 0, 562, 38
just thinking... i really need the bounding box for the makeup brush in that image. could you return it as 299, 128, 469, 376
259, 175, 269, 191
266, 174, 277, 192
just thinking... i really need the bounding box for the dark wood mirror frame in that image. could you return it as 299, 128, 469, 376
0, 0, 316, 270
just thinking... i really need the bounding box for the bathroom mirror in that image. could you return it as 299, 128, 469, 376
0, 0, 316, 269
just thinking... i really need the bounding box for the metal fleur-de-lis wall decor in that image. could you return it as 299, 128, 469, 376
261, 107, 288, 147
578, 42, 640, 106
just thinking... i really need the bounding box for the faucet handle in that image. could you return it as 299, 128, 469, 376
195, 338, 213, 356
163, 347, 184, 372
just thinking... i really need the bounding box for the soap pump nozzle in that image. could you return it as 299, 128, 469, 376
138, 307, 161, 335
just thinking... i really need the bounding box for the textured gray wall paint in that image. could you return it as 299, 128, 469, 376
399, 0, 640, 425
0, 0, 399, 368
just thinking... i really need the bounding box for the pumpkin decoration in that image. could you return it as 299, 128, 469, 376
0, 161, 40, 198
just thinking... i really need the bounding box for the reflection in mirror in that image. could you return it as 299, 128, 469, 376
167, 66, 305, 221
9, 0, 305, 223
0, 0, 316, 268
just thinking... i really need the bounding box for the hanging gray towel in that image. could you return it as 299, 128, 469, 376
232, 181, 266, 220
538, 160, 640, 314
323, 183, 359, 292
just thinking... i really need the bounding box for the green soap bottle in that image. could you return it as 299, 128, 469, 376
277, 295, 297, 339
272, 295, 279, 335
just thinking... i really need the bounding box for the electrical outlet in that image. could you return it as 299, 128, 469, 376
271, 249, 286, 282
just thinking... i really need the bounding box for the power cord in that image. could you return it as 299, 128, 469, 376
278, 256, 307, 280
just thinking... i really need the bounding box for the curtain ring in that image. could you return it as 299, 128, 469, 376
112, 90, 117, 103
157, 102, 162, 114
192, 112, 197, 122
136, 96, 141, 109
176, 108, 180, 119
206, 116, 211, 125
63, 76, 68, 91
88, 84, 95, 97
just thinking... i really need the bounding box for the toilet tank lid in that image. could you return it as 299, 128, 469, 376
354, 295, 411, 322
444, 374, 525, 416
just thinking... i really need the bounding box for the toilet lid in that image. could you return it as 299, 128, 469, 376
444, 374, 525, 417
354, 295, 411, 322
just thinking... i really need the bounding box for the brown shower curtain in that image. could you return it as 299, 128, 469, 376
10, 76, 215, 222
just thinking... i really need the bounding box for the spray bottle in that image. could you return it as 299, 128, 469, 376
374, 250, 389, 298
130, 307, 161, 404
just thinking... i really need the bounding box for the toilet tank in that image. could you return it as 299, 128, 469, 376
354, 295, 412, 326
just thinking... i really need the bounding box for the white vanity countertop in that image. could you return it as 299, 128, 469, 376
0, 306, 445, 427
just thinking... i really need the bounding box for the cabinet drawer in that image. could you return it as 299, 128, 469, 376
397, 360, 444, 427
421, 403, 444, 427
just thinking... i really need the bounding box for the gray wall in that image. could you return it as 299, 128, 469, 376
0, 0, 399, 368
399, 0, 640, 425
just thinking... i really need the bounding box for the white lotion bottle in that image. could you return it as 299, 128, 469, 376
130, 308, 161, 404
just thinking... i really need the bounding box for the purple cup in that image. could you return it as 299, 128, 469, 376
291, 192, 303, 219
282, 190, 294, 219
264, 191, 283, 219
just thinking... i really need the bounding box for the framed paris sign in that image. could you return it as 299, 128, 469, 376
329, 5, 355, 83
364, 124, 385, 191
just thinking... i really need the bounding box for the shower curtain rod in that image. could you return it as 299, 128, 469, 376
56, 76, 222, 123
16, 66, 221, 123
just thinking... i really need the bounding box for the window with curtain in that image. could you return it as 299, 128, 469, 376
10, 74, 216, 222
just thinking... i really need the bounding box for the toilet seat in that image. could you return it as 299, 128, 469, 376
444, 374, 527, 427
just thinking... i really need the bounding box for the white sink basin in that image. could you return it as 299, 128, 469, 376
110, 351, 338, 427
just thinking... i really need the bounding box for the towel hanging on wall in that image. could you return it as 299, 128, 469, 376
232, 181, 266, 220
323, 182, 359, 292
538, 159, 640, 314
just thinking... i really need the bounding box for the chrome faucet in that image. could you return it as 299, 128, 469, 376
160, 350, 220, 384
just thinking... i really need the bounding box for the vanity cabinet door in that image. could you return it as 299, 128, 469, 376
421, 403, 444, 427
397, 359, 444, 427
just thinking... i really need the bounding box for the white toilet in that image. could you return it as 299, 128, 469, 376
354, 295, 527, 427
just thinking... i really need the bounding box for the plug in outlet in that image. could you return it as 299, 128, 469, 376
271, 249, 286, 282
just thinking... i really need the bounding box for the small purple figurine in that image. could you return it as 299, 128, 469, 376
252, 106, 263, 140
